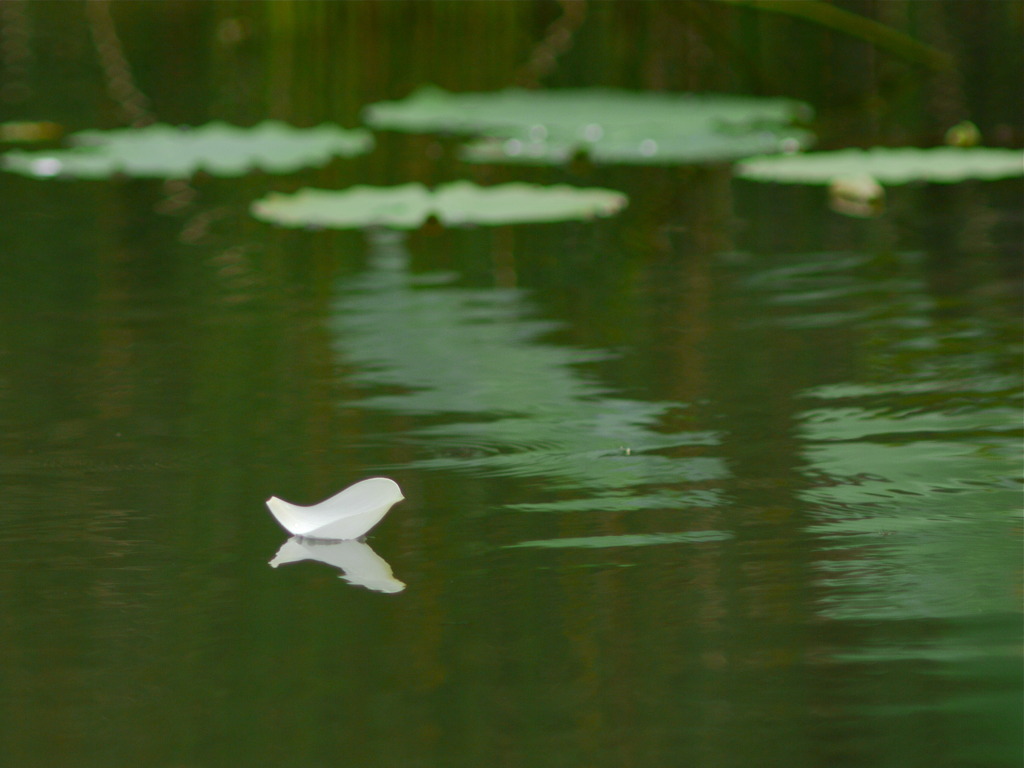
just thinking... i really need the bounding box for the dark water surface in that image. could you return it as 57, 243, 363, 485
1, 4, 1022, 767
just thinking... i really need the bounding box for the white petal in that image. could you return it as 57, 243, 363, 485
265, 477, 404, 539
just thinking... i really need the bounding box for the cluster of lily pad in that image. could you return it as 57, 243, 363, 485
364, 86, 815, 166
2, 85, 1020, 227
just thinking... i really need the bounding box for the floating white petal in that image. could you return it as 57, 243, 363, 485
265, 477, 404, 540
270, 537, 405, 593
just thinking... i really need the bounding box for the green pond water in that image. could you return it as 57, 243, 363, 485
1, 4, 1022, 767
2, 172, 1020, 768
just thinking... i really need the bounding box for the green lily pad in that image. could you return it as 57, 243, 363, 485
254, 183, 432, 230
365, 86, 810, 135
1, 121, 373, 179
364, 86, 814, 166
432, 181, 627, 225
251, 181, 628, 229
462, 126, 812, 166
736, 147, 1024, 185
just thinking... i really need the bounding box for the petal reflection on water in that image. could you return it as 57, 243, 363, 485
270, 537, 405, 594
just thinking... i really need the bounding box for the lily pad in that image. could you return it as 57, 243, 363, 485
463, 127, 812, 166
1, 121, 373, 179
365, 86, 810, 135
736, 147, 1024, 185
251, 181, 628, 229
364, 86, 814, 166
